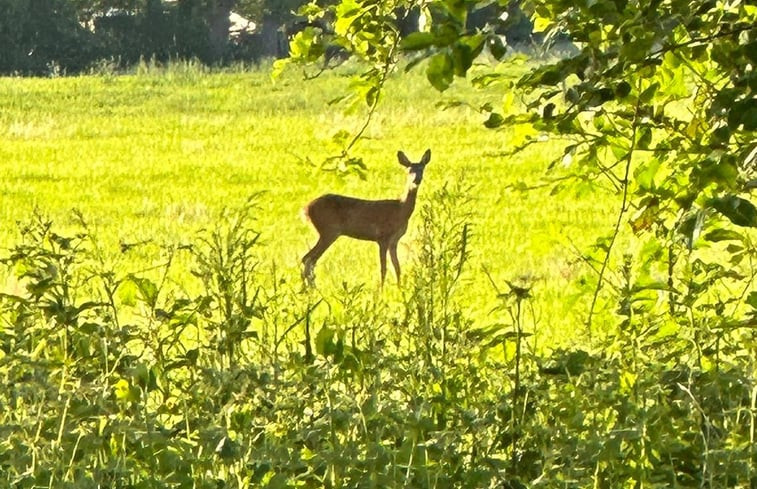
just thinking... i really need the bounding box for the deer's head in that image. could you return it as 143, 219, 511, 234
398, 149, 431, 187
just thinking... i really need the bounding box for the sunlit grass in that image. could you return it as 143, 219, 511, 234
0, 60, 620, 346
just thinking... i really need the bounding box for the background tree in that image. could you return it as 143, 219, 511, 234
256, 0, 309, 58
198, 0, 308, 62
0, 0, 309, 73
0, 0, 94, 75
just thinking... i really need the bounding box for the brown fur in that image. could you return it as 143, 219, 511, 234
302, 149, 430, 286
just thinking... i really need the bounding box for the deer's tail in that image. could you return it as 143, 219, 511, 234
300, 204, 312, 224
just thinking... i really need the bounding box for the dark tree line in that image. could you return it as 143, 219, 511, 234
0, 0, 305, 74
0, 0, 534, 76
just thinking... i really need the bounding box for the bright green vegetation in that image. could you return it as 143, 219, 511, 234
0, 62, 614, 340
1, 63, 754, 488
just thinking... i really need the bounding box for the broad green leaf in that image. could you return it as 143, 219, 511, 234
484, 112, 505, 128
640, 236, 664, 261
315, 326, 335, 356
620, 370, 637, 394
334, 13, 359, 37
639, 82, 660, 103
452, 34, 486, 76
610, 137, 628, 159
539, 69, 562, 86
334, 0, 361, 36
270, 59, 289, 80
691, 155, 738, 188
471, 73, 508, 88
593, 112, 609, 132
634, 158, 659, 190
502, 91, 516, 114
128, 275, 159, 308
451, 44, 473, 77
487, 35, 507, 60
334, 0, 360, 18
289, 28, 323, 61
632, 277, 672, 292
267, 473, 289, 489
747, 291, 757, 309
118, 278, 137, 306
532, 14, 552, 33
114, 378, 140, 402
660, 52, 689, 99
443, 0, 467, 23
636, 125, 652, 150
678, 211, 705, 248
432, 22, 460, 46
501, 331, 534, 340
400, 32, 436, 51
427, 52, 454, 91
653, 321, 680, 340
703, 228, 744, 242
709, 195, 757, 227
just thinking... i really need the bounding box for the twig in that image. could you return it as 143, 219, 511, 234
586, 95, 642, 334
342, 32, 400, 156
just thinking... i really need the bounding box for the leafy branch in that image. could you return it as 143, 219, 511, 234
587, 97, 642, 334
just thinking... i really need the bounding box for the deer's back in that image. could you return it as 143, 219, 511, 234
305, 194, 407, 241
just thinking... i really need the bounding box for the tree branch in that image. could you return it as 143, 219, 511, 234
342, 32, 400, 156
586, 96, 642, 334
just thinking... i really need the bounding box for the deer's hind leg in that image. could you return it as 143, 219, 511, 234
302, 234, 337, 285
389, 239, 401, 285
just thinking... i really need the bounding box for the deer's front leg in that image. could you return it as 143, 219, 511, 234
302, 235, 337, 286
378, 241, 389, 285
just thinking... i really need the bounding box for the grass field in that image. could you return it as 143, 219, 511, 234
2, 61, 755, 488
0, 60, 619, 345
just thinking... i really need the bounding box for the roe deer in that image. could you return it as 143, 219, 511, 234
302, 149, 431, 286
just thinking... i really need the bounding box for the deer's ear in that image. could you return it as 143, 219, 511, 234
397, 151, 411, 167
421, 149, 431, 165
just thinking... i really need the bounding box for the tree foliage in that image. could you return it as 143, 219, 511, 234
281, 6, 757, 485
283, 0, 757, 325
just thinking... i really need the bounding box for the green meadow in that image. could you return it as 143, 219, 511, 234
1, 62, 754, 488
0, 61, 617, 343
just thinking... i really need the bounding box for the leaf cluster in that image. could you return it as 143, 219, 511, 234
1, 194, 755, 487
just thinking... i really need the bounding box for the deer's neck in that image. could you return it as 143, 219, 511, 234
400, 183, 419, 218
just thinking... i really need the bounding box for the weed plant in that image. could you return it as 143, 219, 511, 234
0, 189, 754, 487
